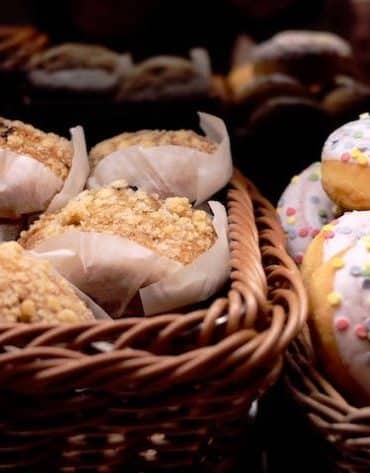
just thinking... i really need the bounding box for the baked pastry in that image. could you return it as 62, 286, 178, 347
0, 242, 94, 323
116, 49, 211, 102
302, 211, 370, 282
19, 181, 229, 316
308, 236, 370, 403
27, 43, 125, 94
277, 162, 338, 264
229, 73, 307, 107
0, 116, 89, 218
252, 30, 354, 86
323, 80, 370, 124
0, 25, 48, 71
321, 113, 370, 210
88, 113, 232, 205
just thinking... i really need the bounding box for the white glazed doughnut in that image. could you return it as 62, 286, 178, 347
277, 162, 337, 264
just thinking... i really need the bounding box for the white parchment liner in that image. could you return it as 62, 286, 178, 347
0, 126, 89, 218
88, 113, 232, 206
28, 201, 230, 317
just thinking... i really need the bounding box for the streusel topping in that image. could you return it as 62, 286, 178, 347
89, 129, 217, 168
0, 117, 72, 180
0, 242, 94, 323
19, 181, 216, 265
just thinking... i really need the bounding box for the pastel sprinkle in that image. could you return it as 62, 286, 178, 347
363, 278, 370, 289
323, 231, 335, 239
350, 266, 362, 277
310, 196, 320, 204
294, 254, 303, 264
327, 292, 342, 307
323, 224, 334, 232
335, 317, 349, 331
319, 210, 328, 218
309, 173, 319, 181
355, 324, 368, 340
363, 268, 370, 277
311, 228, 320, 237
351, 148, 363, 159
286, 207, 296, 216
287, 216, 296, 225
291, 176, 299, 184
288, 230, 297, 240
354, 131, 363, 138
362, 235, 370, 244
341, 153, 350, 162
298, 228, 309, 238
331, 257, 344, 269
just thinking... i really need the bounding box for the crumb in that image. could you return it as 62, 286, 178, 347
19, 183, 217, 265
89, 129, 217, 168
0, 242, 94, 323
0, 117, 72, 180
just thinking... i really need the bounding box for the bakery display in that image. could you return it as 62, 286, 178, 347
321, 113, 370, 210
19, 180, 230, 317
277, 162, 338, 264
0, 241, 94, 323
88, 113, 232, 204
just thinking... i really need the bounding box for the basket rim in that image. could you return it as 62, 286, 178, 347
0, 169, 307, 393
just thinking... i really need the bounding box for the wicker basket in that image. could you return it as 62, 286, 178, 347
0, 170, 306, 473
286, 326, 370, 473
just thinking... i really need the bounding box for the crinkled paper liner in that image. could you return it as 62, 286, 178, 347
29, 201, 230, 317
0, 126, 89, 218
88, 113, 232, 206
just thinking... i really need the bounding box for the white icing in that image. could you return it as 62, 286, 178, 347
332, 238, 370, 400
277, 162, 336, 262
322, 116, 370, 165
322, 211, 370, 261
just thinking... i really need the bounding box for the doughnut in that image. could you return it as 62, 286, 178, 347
277, 162, 338, 264
308, 236, 370, 403
302, 211, 370, 283
321, 113, 370, 210
252, 30, 354, 85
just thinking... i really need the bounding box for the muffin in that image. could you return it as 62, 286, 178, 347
0, 242, 94, 323
19, 181, 229, 317
26, 43, 125, 101
88, 113, 232, 205
0, 116, 88, 219
116, 49, 211, 102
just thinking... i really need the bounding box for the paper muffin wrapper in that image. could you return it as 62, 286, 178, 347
88, 113, 232, 206
28, 201, 230, 317
0, 126, 89, 218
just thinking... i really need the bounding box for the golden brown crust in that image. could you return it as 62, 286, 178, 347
89, 129, 217, 168
0, 242, 94, 323
322, 160, 370, 210
0, 117, 72, 180
19, 181, 217, 265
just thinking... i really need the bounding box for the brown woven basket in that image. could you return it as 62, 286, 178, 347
286, 326, 370, 473
0, 169, 306, 473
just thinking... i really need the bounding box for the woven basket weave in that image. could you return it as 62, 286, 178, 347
286, 326, 370, 473
0, 169, 306, 472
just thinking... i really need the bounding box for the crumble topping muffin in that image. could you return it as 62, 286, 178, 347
0, 117, 72, 180
19, 181, 217, 265
89, 129, 217, 169
0, 242, 94, 323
